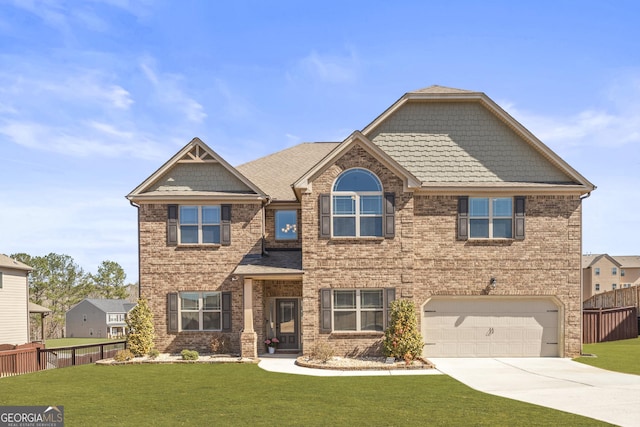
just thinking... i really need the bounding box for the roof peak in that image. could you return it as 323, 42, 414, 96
410, 85, 477, 95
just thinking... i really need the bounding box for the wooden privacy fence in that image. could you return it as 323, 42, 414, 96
583, 306, 638, 344
0, 341, 126, 377
583, 286, 640, 310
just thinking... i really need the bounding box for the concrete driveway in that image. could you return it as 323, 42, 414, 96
430, 358, 640, 426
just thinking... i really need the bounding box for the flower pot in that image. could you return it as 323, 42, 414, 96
268, 347, 275, 354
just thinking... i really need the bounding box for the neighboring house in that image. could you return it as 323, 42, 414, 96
583, 254, 640, 300
0, 254, 33, 345
127, 85, 595, 358
66, 299, 136, 338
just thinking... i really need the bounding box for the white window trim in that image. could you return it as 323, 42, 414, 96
469, 197, 513, 239
179, 291, 222, 331
332, 289, 384, 332
179, 205, 221, 245
331, 168, 384, 238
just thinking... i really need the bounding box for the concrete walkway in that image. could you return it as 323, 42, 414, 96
430, 358, 640, 427
257, 355, 442, 377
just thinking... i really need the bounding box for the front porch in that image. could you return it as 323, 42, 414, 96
234, 250, 304, 358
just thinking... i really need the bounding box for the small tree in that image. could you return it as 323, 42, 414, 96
383, 299, 424, 364
126, 298, 155, 357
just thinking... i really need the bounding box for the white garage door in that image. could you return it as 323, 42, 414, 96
422, 297, 559, 357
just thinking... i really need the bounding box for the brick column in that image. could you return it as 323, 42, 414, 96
240, 278, 257, 358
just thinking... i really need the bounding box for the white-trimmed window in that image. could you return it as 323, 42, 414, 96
179, 206, 220, 244
275, 210, 298, 240
469, 197, 513, 238
332, 289, 384, 331
595, 268, 600, 276
332, 168, 383, 237
612, 284, 617, 290
595, 284, 600, 291
108, 313, 125, 323
612, 267, 618, 275
621, 269, 625, 277
180, 292, 222, 331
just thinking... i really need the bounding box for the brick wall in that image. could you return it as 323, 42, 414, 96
138, 202, 263, 353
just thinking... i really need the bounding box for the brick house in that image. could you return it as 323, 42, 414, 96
127, 85, 595, 358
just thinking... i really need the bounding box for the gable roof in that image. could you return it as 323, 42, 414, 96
293, 131, 422, 197
80, 299, 136, 313
237, 142, 339, 201
583, 254, 640, 269
0, 254, 32, 272
127, 138, 266, 203
362, 86, 595, 194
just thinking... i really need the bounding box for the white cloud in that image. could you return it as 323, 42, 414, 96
139, 57, 207, 123
291, 48, 360, 84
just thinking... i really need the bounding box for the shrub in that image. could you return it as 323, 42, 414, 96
148, 348, 160, 359
309, 342, 335, 363
210, 333, 231, 354
126, 298, 155, 357
181, 349, 199, 360
113, 349, 134, 362
383, 299, 424, 364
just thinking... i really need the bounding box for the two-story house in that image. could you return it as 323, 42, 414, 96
0, 254, 33, 345
66, 299, 136, 338
127, 86, 595, 358
583, 254, 640, 300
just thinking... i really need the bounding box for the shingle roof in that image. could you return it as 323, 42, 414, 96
233, 250, 303, 276
582, 254, 640, 269
84, 299, 136, 313
410, 85, 476, 94
236, 143, 339, 201
0, 254, 32, 272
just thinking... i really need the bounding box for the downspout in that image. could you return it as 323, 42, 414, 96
578, 187, 595, 355
129, 200, 141, 300
262, 196, 272, 256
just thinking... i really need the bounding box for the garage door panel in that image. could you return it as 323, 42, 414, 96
422, 298, 560, 358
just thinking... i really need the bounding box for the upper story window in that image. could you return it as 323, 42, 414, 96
612, 284, 617, 290
108, 313, 125, 323
621, 269, 625, 277
595, 284, 600, 291
595, 268, 600, 276
612, 267, 618, 275
332, 168, 383, 237
469, 197, 513, 238
275, 210, 298, 240
179, 206, 220, 244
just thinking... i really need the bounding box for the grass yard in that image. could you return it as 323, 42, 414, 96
45, 338, 123, 348
576, 337, 640, 375
0, 364, 608, 426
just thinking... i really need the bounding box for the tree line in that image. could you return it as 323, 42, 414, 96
11, 252, 136, 340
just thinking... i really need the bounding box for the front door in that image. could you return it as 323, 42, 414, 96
276, 299, 299, 350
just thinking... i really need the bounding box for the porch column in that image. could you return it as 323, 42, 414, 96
240, 278, 257, 358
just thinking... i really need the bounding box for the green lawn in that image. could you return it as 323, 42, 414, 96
45, 338, 124, 348
0, 364, 608, 426
576, 337, 640, 375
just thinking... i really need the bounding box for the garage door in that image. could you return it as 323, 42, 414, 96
422, 297, 559, 357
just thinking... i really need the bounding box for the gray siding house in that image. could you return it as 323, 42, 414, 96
66, 299, 136, 338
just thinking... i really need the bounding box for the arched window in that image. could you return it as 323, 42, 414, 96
332, 168, 383, 237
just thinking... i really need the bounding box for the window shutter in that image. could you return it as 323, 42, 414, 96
384, 192, 395, 238
221, 204, 232, 246
167, 292, 178, 333
514, 196, 526, 240
320, 288, 332, 333
167, 205, 178, 246
222, 291, 232, 331
385, 288, 396, 327
319, 194, 331, 238
457, 196, 469, 240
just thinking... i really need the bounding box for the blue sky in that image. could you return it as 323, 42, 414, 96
1, 1, 639, 282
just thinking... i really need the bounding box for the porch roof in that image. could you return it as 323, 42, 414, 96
233, 250, 303, 278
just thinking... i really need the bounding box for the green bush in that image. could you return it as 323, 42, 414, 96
126, 298, 155, 357
113, 349, 134, 362
148, 348, 160, 359
181, 349, 199, 360
383, 299, 424, 364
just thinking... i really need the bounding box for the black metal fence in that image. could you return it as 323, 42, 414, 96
38, 341, 127, 369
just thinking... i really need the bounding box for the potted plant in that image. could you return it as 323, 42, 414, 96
264, 337, 279, 354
